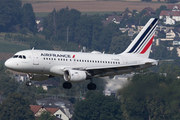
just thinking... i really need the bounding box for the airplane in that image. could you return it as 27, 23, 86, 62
5, 18, 159, 90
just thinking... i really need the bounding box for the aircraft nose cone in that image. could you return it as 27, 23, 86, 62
4, 59, 12, 69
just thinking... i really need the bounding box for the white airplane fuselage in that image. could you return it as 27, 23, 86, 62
5, 49, 157, 77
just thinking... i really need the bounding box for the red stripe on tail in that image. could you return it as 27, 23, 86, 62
140, 36, 154, 54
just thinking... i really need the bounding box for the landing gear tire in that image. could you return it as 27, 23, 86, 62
87, 83, 96, 90
26, 81, 32, 86
63, 82, 72, 89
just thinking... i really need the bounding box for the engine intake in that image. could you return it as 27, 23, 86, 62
64, 70, 87, 83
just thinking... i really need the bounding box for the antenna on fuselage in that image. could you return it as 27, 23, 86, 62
32, 47, 34, 50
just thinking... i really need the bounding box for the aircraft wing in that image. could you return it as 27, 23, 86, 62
70, 61, 157, 77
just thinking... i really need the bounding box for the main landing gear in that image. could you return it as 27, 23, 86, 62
87, 82, 96, 90
63, 82, 72, 89
62, 81, 97, 90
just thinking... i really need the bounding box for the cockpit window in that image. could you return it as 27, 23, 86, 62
13, 55, 18, 58
19, 55, 22, 58
12, 55, 26, 59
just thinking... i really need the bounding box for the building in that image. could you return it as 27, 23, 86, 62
159, 11, 180, 24
120, 9, 132, 18
104, 74, 133, 95
102, 14, 122, 25
14, 74, 28, 82
30, 105, 70, 120
144, 7, 156, 15
46, 107, 69, 120
167, 4, 180, 11
36, 97, 74, 119
33, 80, 60, 90
30, 105, 47, 117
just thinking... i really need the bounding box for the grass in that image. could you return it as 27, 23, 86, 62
0, 33, 29, 53
81, 11, 122, 15
0, 40, 29, 53
35, 12, 50, 17
35, 11, 122, 17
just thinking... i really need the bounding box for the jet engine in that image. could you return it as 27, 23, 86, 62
29, 74, 53, 81
63, 70, 88, 83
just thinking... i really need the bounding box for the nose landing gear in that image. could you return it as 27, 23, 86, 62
26, 81, 32, 86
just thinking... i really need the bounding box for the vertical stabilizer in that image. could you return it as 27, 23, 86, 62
122, 18, 158, 58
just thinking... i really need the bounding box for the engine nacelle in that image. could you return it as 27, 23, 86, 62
63, 70, 87, 83
29, 74, 53, 81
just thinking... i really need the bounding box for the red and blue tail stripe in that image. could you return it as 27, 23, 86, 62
128, 18, 158, 54
122, 18, 158, 58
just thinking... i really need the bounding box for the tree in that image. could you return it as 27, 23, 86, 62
0, 93, 34, 120
109, 34, 131, 54
74, 15, 93, 47
0, 69, 18, 96
21, 3, 37, 33
73, 91, 123, 120
18, 82, 38, 104
39, 111, 55, 120
0, 0, 22, 32
119, 72, 180, 120
156, 5, 167, 16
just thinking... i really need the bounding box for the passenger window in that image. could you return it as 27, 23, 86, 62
46, 58, 48, 60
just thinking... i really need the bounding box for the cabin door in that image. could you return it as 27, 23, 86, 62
33, 53, 39, 65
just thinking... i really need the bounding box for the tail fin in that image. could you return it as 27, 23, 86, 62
122, 18, 158, 58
